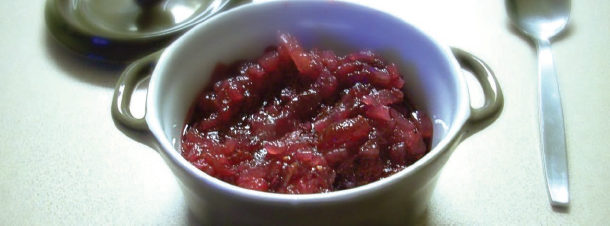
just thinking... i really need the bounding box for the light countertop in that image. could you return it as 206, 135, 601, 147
1, 0, 609, 224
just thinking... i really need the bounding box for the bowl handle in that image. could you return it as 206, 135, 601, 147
451, 48, 504, 124
111, 50, 163, 131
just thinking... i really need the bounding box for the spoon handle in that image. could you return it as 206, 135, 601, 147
536, 39, 569, 207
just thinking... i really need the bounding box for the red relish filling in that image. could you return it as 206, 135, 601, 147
182, 33, 433, 194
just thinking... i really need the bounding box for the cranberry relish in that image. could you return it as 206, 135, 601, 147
182, 33, 433, 194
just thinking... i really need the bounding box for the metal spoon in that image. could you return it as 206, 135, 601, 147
506, 0, 570, 207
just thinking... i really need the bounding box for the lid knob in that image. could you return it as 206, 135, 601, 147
135, 0, 163, 8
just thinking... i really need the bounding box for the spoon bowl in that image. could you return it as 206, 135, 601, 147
506, 0, 571, 41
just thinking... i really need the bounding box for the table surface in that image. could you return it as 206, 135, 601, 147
1, 0, 609, 224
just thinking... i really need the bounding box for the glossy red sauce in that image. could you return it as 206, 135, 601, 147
182, 33, 433, 194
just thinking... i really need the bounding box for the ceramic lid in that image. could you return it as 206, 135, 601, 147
45, 0, 234, 62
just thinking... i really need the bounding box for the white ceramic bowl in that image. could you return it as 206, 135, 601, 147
112, 1, 503, 224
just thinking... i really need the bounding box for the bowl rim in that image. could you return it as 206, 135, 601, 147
146, 0, 471, 203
